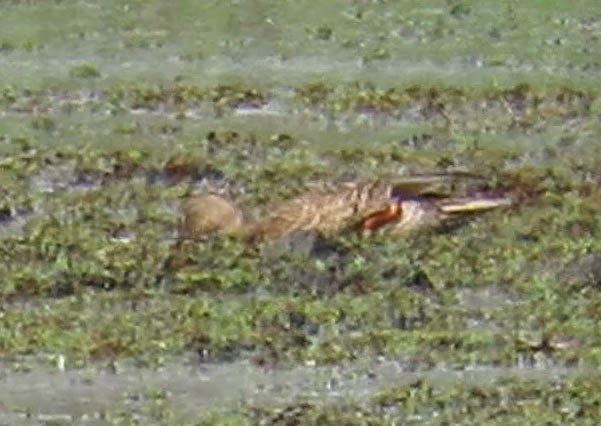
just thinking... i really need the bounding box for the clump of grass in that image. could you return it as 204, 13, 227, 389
69, 63, 101, 79
31, 115, 55, 132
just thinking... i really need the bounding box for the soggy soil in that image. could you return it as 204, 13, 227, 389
0, 354, 594, 424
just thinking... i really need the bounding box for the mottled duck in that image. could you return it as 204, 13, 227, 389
179, 173, 512, 242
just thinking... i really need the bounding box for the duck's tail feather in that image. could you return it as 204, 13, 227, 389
179, 194, 247, 239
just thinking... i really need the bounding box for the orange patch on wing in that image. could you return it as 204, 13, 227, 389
359, 203, 402, 231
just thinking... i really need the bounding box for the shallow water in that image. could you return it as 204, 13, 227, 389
0, 354, 588, 424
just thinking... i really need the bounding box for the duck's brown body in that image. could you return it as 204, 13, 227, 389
179, 174, 511, 242
179, 194, 245, 238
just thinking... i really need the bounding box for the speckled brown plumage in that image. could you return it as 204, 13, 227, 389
179, 174, 511, 242
179, 194, 246, 238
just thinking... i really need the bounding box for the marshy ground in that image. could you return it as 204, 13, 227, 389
3, 1, 601, 424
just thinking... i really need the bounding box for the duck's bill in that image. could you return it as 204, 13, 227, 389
439, 197, 512, 214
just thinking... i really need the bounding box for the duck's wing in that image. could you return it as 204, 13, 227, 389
253, 181, 393, 239
389, 172, 486, 199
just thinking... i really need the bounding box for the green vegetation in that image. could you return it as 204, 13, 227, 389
2, 0, 601, 423
69, 63, 101, 79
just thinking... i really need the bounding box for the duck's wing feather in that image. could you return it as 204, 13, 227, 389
253, 181, 392, 239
